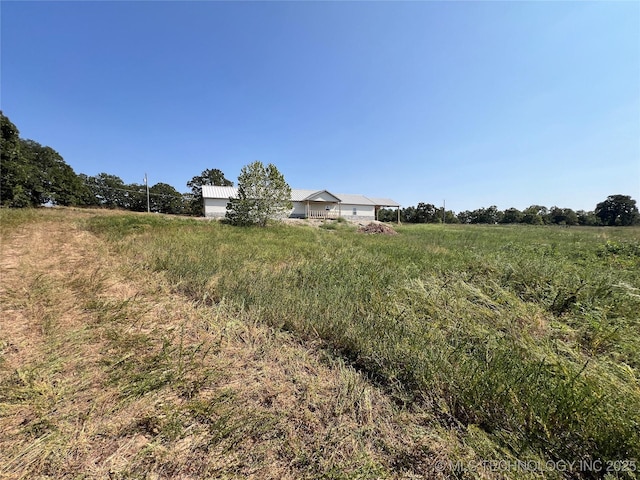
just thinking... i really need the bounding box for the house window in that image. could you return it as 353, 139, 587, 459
352, 207, 357, 216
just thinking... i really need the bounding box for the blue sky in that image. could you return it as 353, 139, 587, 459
2, 1, 638, 213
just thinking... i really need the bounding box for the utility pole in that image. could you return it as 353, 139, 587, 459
443, 199, 446, 224
145, 173, 150, 213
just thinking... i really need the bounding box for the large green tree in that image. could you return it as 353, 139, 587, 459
500, 208, 524, 224
82, 173, 129, 209
576, 210, 599, 226
1, 113, 30, 207
1, 112, 88, 207
377, 208, 397, 223
19, 139, 89, 206
548, 206, 578, 226
226, 161, 292, 227
595, 195, 639, 226
186, 168, 233, 216
522, 205, 549, 225
462, 205, 502, 224
124, 183, 148, 212
400, 203, 443, 223
149, 182, 184, 214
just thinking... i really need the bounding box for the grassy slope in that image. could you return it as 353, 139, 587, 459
2, 208, 639, 478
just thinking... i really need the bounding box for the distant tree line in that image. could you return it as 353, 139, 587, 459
1, 112, 232, 215
379, 196, 639, 226
2, 112, 638, 226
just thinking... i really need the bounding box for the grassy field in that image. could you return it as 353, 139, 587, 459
2, 208, 639, 479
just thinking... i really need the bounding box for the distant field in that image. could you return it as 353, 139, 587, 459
2, 208, 639, 478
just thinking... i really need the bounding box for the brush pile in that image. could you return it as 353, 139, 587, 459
357, 222, 398, 235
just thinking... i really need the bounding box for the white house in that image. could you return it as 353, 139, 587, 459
202, 186, 400, 222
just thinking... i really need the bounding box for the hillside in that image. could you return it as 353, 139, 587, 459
1, 208, 639, 479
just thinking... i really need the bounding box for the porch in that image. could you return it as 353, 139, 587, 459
307, 209, 340, 220
305, 200, 340, 220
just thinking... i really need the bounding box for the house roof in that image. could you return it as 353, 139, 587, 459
290, 189, 341, 202
202, 185, 399, 207
333, 193, 376, 206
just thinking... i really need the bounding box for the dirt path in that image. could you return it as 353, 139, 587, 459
0, 210, 450, 479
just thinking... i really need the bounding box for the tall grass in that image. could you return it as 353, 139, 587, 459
86, 216, 640, 473
0, 207, 43, 237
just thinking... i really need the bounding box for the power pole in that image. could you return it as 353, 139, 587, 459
443, 199, 446, 224
145, 173, 150, 213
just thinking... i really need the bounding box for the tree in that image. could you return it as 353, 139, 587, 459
415, 202, 439, 223
19, 139, 89, 206
124, 183, 147, 212
522, 205, 548, 225
83, 173, 129, 209
548, 206, 578, 226
500, 208, 523, 224
45, 151, 90, 205
149, 182, 184, 214
443, 210, 459, 224
1, 111, 88, 207
187, 168, 233, 216
226, 161, 292, 227
400, 203, 449, 223
466, 205, 502, 224
77, 174, 101, 207
377, 208, 397, 222
0, 112, 28, 206
595, 195, 639, 226
576, 210, 599, 226
401, 206, 417, 223
457, 210, 472, 224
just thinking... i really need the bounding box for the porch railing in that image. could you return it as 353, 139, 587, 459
307, 209, 339, 220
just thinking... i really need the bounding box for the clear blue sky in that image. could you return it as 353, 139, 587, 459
2, 1, 638, 213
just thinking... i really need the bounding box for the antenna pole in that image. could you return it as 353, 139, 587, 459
145, 173, 150, 213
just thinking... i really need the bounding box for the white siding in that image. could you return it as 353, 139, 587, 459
204, 198, 229, 218
340, 203, 375, 221
307, 192, 340, 202
290, 201, 307, 218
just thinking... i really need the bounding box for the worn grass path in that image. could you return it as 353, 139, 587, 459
0, 209, 474, 479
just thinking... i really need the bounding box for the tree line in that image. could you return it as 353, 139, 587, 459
379, 197, 639, 226
2, 112, 638, 226
1, 112, 234, 216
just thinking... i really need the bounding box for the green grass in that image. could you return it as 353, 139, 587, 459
85, 216, 640, 475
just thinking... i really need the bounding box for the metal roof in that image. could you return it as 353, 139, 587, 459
297, 190, 342, 202
202, 185, 237, 199
290, 189, 340, 202
367, 197, 401, 207
202, 185, 398, 207
333, 193, 377, 206
290, 189, 316, 201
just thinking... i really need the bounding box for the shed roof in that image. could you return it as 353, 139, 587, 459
367, 197, 401, 207
202, 185, 237, 199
